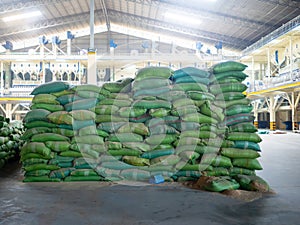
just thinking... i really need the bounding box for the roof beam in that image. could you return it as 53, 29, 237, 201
0, 10, 105, 40
256, 0, 300, 9
125, 0, 276, 29
108, 10, 252, 49
0, 0, 71, 14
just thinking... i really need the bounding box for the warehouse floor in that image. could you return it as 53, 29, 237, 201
0, 131, 299, 225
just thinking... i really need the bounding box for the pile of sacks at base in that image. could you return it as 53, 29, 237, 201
0, 116, 25, 169
20, 61, 270, 192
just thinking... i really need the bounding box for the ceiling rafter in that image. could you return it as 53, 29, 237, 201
0, 10, 105, 39
256, 0, 300, 10
107, 10, 252, 49
0, 0, 72, 14
125, 0, 276, 29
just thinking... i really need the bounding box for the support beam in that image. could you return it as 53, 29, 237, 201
269, 96, 277, 131
87, 0, 97, 85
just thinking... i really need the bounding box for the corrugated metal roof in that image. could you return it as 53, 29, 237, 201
0, 0, 299, 52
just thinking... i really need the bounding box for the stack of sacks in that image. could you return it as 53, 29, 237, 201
21, 81, 105, 182
96, 77, 152, 181
0, 117, 24, 169
132, 67, 180, 180
169, 67, 228, 181
205, 61, 266, 192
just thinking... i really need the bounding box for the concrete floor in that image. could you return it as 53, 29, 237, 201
0, 132, 300, 225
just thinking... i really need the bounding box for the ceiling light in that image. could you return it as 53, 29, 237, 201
164, 12, 201, 25
2, 11, 42, 22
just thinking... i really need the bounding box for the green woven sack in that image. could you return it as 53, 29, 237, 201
25, 170, 51, 177
31, 81, 70, 95
134, 99, 172, 109
64, 98, 98, 111
135, 67, 173, 81
212, 61, 247, 74
229, 122, 257, 133
216, 92, 246, 101
122, 142, 151, 152
21, 142, 52, 156
30, 103, 64, 112
173, 67, 210, 79
187, 91, 215, 101
49, 168, 75, 179
78, 125, 98, 136
120, 169, 151, 180
221, 148, 260, 159
98, 99, 132, 107
123, 156, 150, 166
47, 111, 73, 125
56, 94, 83, 105
45, 141, 70, 152
95, 115, 128, 123
234, 175, 270, 192
149, 124, 179, 135
182, 113, 218, 124
32, 94, 59, 105
97, 122, 126, 133
232, 158, 263, 170
64, 175, 103, 181
133, 87, 170, 98
24, 109, 51, 123
52, 89, 75, 97
24, 121, 56, 129
203, 176, 240, 192
174, 76, 210, 85
22, 158, 49, 166
210, 83, 248, 95
21, 127, 52, 140
201, 154, 233, 168
70, 143, 106, 153
229, 167, 256, 176
173, 83, 208, 92
59, 151, 83, 158
225, 105, 253, 116
108, 133, 144, 143
69, 110, 96, 121
52, 128, 77, 137
223, 114, 255, 126
141, 149, 175, 159
227, 132, 262, 143
133, 78, 171, 90
233, 141, 261, 151
210, 71, 248, 82
70, 169, 99, 177
30, 133, 69, 142
150, 155, 181, 166
76, 91, 103, 99
72, 135, 104, 145
117, 123, 149, 136
107, 141, 122, 150
145, 134, 177, 145
95, 105, 119, 115
203, 167, 230, 177
24, 163, 60, 172
118, 107, 147, 118
108, 149, 141, 157
102, 78, 133, 93
149, 108, 170, 118
20, 152, 54, 161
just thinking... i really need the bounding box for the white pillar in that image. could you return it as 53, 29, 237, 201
269, 96, 276, 131
289, 36, 293, 80
87, 0, 97, 85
